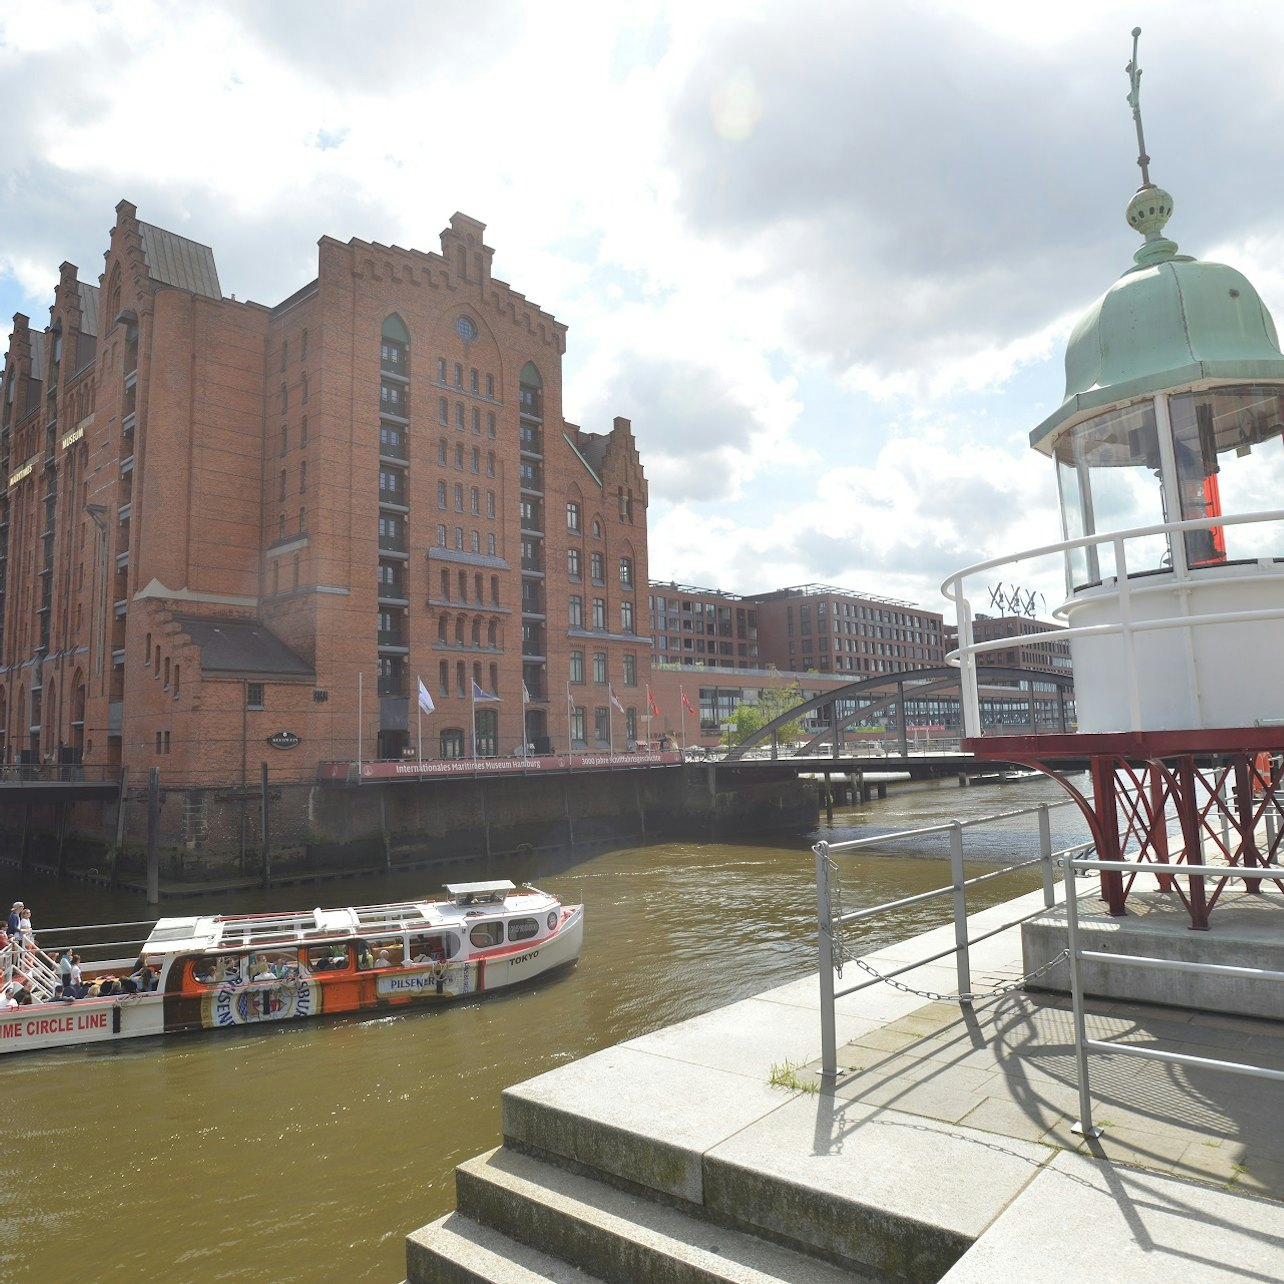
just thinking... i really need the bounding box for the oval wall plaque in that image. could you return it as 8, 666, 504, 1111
267, 730, 301, 750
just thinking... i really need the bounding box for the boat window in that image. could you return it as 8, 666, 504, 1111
191, 955, 251, 985
407, 933, 459, 962
307, 944, 351, 972
470, 922, 504, 948
507, 918, 539, 942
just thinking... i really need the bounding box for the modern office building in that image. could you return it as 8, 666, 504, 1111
648, 581, 947, 676
741, 583, 946, 676
947, 614, 1072, 677
647, 584, 760, 668
0, 201, 650, 783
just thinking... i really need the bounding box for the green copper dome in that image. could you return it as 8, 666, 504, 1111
1032, 196, 1284, 451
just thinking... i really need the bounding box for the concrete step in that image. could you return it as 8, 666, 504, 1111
407, 1210, 604, 1283
449, 1146, 874, 1284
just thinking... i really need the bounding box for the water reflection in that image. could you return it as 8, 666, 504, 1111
2, 776, 1086, 1282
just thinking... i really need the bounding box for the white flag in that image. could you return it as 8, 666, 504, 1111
522, 681, 531, 703
417, 678, 435, 714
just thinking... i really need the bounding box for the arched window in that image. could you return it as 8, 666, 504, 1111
471, 618, 481, 645
487, 620, 497, 647
519, 362, 542, 418
381, 314, 410, 372
455, 618, 465, 644
438, 615, 449, 643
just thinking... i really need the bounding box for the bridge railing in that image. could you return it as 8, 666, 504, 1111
813, 799, 1092, 1078
0, 763, 119, 784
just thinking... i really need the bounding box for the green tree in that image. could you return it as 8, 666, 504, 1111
722, 684, 807, 747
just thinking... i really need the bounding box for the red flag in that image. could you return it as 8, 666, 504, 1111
681, 688, 696, 715
647, 686, 661, 717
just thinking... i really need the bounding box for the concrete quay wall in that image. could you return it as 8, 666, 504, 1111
0, 763, 816, 883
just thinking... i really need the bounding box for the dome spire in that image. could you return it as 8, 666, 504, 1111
1123, 27, 1179, 268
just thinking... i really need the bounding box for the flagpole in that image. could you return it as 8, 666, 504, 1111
645, 687, 652, 751
357, 671, 363, 769
470, 681, 476, 759
521, 681, 528, 757
680, 684, 686, 752
416, 673, 423, 763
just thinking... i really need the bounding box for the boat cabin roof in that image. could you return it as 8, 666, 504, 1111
444, 880, 515, 904
141, 882, 542, 955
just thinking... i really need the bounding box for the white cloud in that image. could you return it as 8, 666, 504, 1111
4, 1, 1284, 621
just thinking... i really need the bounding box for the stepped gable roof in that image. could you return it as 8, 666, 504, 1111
178, 618, 313, 680
76, 282, 100, 337
137, 222, 221, 299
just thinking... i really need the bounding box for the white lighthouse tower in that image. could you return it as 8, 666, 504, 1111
946, 31, 1284, 930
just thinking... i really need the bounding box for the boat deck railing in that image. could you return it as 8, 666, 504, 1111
813, 800, 1094, 1078
2, 940, 64, 1001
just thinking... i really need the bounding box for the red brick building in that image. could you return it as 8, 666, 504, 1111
0, 202, 650, 784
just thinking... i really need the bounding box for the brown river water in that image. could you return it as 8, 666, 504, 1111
3, 775, 1088, 1281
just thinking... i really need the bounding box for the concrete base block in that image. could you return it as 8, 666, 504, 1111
1023, 889, 1284, 1019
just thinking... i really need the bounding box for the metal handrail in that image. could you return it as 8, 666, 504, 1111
814, 798, 1086, 1078
1063, 851, 1284, 1137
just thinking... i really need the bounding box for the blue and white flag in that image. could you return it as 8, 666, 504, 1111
417, 678, 435, 714
472, 682, 500, 702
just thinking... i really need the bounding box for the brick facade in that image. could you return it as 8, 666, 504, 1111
0, 203, 650, 787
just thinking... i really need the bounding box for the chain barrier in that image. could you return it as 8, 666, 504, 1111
832, 939, 1069, 1003
824, 851, 1069, 1003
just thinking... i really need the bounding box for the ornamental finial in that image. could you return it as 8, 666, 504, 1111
1122, 26, 1177, 265
1125, 26, 1152, 187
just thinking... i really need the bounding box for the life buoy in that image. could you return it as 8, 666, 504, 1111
1254, 751, 1273, 795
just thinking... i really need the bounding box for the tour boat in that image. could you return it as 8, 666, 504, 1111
0, 880, 583, 1054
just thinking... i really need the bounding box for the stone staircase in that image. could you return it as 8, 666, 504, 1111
408, 1142, 881, 1284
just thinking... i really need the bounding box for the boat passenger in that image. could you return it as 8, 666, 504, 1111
68, 954, 84, 997
6, 903, 20, 936
58, 948, 73, 990
0, 987, 16, 1011
375, 949, 391, 967
13, 987, 32, 1006
51, 985, 73, 1004
193, 959, 216, 983
356, 943, 374, 969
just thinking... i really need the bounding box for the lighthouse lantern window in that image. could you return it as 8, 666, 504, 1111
1054, 399, 1168, 590
1169, 386, 1284, 566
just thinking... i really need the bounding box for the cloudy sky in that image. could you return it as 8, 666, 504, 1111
5, 0, 1284, 623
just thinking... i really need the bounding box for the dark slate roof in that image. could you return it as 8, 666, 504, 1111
138, 223, 221, 299
179, 618, 313, 679
77, 282, 100, 337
